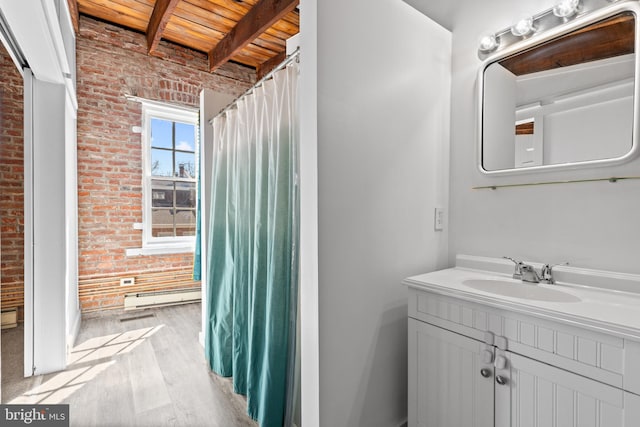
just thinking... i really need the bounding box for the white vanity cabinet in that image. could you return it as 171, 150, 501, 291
408, 286, 640, 427
409, 319, 494, 427
497, 350, 637, 427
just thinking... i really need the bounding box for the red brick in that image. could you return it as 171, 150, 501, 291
0, 17, 252, 318
0, 40, 25, 320
75, 16, 252, 312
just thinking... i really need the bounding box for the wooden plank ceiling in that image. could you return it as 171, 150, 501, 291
72, 0, 299, 76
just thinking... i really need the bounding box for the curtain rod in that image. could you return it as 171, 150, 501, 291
209, 47, 300, 124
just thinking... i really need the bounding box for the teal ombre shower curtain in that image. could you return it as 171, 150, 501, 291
205, 61, 299, 427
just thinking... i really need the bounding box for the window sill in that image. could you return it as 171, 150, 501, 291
126, 245, 194, 257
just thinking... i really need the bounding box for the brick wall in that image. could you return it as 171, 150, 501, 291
76, 16, 253, 312
0, 45, 25, 321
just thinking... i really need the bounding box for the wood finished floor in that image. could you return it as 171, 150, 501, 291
1, 303, 258, 427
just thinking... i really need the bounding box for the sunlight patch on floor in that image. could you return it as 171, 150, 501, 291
10, 325, 164, 405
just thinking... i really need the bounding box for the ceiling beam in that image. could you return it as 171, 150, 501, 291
67, 0, 79, 34
500, 14, 634, 76
208, 0, 299, 72
256, 51, 286, 80
146, 0, 181, 55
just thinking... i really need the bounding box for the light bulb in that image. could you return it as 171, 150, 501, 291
511, 17, 535, 37
479, 34, 500, 53
553, 0, 580, 18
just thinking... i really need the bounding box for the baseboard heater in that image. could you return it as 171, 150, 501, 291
124, 288, 201, 310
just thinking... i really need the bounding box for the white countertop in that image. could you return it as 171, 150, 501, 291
404, 267, 640, 340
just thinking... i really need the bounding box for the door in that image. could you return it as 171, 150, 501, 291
408, 319, 494, 427
495, 350, 640, 427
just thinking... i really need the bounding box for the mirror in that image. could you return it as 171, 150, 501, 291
480, 8, 639, 174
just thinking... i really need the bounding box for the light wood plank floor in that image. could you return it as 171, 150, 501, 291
1, 303, 258, 427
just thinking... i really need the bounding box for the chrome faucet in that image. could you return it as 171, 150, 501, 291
504, 257, 569, 284
520, 264, 541, 283
540, 262, 569, 285
503, 256, 540, 283
503, 256, 525, 280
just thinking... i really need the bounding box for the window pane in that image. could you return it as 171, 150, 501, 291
175, 182, 195, 208
151, 180, 174, 208
146, 112, 197, 242
151, 149, 173, 177
152, 208, 174, 237
175, 152, 196, 178
175, 209, 196, 236
175, 122, 195, 152
151, 118, 173, 149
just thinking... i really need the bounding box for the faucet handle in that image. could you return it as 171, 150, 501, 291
503, 256, 524, 279
541, 262, 569, 284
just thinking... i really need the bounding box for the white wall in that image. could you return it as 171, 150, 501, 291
300, 0, 452, 424
544, 95, 633, 164
1, 0, 79, 375
65, 92, 81, 353
31, 78, 68, 374
447, 0, 640, 274
483, 64, 517, 170
299, 0, 320, 424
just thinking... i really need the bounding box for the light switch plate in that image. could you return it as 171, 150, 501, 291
434, 207, 445, 231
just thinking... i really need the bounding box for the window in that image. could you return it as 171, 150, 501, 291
141, 102, 198, 251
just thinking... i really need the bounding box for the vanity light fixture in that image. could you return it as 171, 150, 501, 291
477, 0, 611, 58
553, 0, 581, 18
511, 17, 536, 37
478, 34, 500, 53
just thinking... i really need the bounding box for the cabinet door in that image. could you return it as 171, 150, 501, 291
495, 351, 640, 427
409, 319, 494, 427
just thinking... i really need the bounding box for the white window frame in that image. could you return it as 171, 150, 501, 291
140, 101, 199, 254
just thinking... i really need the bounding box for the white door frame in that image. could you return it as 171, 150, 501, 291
23, 67, 35, 377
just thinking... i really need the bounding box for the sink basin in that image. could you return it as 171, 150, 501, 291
462, 279, 581, 303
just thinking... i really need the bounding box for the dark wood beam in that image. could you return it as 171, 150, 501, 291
208, 0, 299, 72
67, 0, 79, 34
515, 121, 534, 136
146, 0, 181, 55
500, 13, 634, 76
256, 51, 286, 80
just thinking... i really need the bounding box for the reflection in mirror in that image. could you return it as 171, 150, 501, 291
482, 11, 637, 172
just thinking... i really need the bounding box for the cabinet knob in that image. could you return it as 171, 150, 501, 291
482, 349, 494, 364
495, 355, 507, 370
496, 375, 508, 385
480, 368, 492, 378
